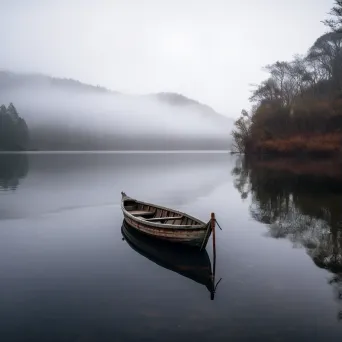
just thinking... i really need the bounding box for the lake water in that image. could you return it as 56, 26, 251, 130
0, 152, 342, 341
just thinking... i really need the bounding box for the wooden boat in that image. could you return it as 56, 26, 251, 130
121, 221, 216, 299
121, 192, 214, 250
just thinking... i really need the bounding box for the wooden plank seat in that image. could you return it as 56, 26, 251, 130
145, 216, 183, 222
129, 210, 155, 217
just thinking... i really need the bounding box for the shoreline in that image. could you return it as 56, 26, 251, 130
0, 150, 231, 154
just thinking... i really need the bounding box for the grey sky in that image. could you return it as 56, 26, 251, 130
0, 0, 334, 117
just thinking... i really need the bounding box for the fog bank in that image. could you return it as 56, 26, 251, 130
0, 72, 233, 150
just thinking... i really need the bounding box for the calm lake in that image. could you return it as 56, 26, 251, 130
0, 152, 342, 342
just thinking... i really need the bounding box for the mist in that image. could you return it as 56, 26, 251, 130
0, 73, 232, 150
0, 85, 229, 135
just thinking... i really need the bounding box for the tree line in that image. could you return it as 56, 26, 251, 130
232, 0, 342, 156
0, 103, 29, 150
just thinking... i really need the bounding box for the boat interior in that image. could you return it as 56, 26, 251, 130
123, 199, 201, 226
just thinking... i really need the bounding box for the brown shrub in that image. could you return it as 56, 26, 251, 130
255, 133, 342, 156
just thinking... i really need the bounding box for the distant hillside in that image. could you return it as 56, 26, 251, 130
152, 92, 218, 115
0, 71, 231, 118
0, 71, 233, 150
0, 71, 114, 95
149, 92, 231, 125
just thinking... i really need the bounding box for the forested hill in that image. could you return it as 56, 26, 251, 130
231, 0, 342, 157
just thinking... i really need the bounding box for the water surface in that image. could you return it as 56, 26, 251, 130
0, 153, 341, 341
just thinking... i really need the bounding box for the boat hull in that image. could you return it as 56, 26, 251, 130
123, 214, 208, 248
121, 192, 213, 249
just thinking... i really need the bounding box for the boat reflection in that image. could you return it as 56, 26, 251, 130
121, 221, 221, 300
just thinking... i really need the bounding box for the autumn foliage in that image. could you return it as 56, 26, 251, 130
249, 97, 342, 156
256, 133, 342, 156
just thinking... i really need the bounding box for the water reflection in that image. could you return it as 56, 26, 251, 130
121, 221, 221, 300
0, 153, 28, 190
232, 156, 342, 321
1, 153, 230, 220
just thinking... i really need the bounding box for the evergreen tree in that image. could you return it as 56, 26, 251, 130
7, 102, 19, 121
0, 104, 6, 115
0, 103, 29, 150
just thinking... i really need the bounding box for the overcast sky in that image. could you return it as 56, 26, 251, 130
0, 0, 334, 117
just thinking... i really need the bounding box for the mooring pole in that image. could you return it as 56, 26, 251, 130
210, 213, 216, 300
211, 213, 216, 250
211, 212, 216, 279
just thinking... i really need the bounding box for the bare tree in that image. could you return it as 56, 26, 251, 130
231, 110, 251, 153
323, 0, 342, 33
308, 32, 342, 91
249, 78, 282, 104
